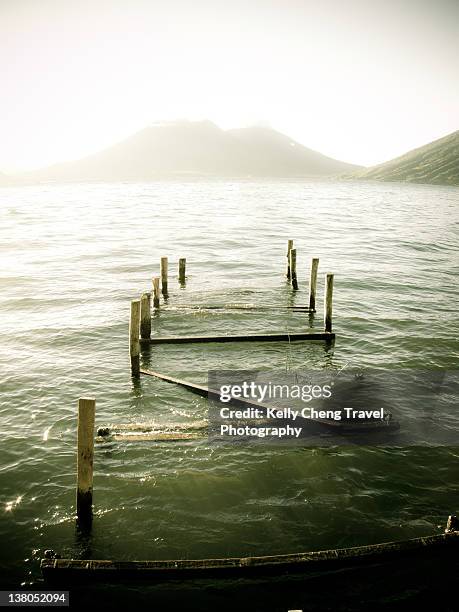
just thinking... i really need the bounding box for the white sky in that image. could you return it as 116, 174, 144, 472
1, 0, 458, 171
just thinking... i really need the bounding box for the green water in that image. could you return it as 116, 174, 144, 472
0, 179, 458, 607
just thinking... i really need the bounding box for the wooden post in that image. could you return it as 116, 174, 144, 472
140, 293, 151, 340
152, 277, 160, 309
130, 300, 140, 377
160, 257, 168, 297
178, 258, 186, 284
445, 515, 459, 533
309, 258, 319, 311
324, 273, 334, 333
289, 248, 298, 290
286, 240, 293, 279
77, 398, 95, 524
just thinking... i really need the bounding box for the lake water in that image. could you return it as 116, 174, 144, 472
0, 179, 458, 605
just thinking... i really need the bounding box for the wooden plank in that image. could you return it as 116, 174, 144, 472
96, 420, 208, 442
41, 531, 459, 581
98, 421, 207, 433
141, 332, 335, 344
161, 304, 313, 311
98, 432, 203, 442
140, 368, 209, 396
76, 398, 95, 524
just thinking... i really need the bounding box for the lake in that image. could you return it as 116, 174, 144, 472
0, 179, 458, 606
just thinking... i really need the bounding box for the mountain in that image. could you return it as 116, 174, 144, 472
18, 121, 361, 183
350, 130, 459, 186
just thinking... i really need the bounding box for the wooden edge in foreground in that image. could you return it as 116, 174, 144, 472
40, 532, 459, 582
140, 332, 335, 344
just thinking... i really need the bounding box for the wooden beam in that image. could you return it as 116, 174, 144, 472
140, 368, 209, 396
97, 431, 203, 442
96, 420, 208, 442
159, 304, 313, 312
140, 331, 335, 344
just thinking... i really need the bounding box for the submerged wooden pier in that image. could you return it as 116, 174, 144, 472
45, 242, 456, 593
130, 241, 336, 376
41, 517, 459, 582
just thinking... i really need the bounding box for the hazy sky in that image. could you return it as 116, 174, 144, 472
1, 0, 458, 171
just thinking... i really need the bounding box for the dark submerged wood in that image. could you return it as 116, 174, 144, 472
139, 369, 399, 433
141, 332, 335, 344
41, 531, 459, 582
160, 304, 313, 311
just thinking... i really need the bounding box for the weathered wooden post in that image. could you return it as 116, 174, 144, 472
160, 257, 168, 297
77, 398, 95, 524
130, 299, 140, 377
324, 273, 334, 333
152, 277, 160, 309
140, 292, 151, 340
445, 515, 459, 533
309, 258, 319, 311
289, 248, 298, 290
178, 258, 186, 284
286, 240, 293, 279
